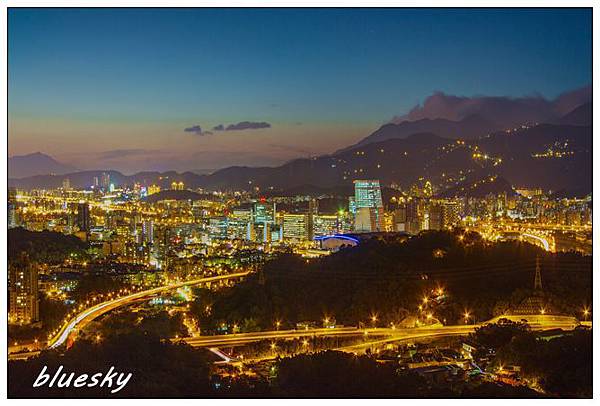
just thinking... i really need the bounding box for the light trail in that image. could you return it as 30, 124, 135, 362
48, 271, 250, 349
521, 233, 551, 251
181, 314, 582, 349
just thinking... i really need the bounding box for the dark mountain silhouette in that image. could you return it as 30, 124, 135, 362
554, 102, 592, 126
9, 122, 591, 198
337, 114, 496, 153
8, 152, 76, 179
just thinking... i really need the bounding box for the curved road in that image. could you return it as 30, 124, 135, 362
44, 271, 250, 349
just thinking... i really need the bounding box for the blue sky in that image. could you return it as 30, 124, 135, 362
8, 8, 592, 172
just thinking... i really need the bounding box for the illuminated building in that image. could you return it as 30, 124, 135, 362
283, 213, 309, 241
516, 188, 543, 198
142, 220, 154, 244
428, 199, 461, 231
171, 181, 185, 190
348, 196, 356, 215
8, 187, 18, 228
253, 200, 275, 224
9, 254, 39, 325
353, 180, 384, 232
228, 209, 252, 240
313, 214, 339, 237
8, 201, 17, 228
62, 178, 71, 190
147, 184, 161, 195
405, 199, 421, 235
101, 172, 110, 190
208, 217, 229, 240
77, 202, 91, 232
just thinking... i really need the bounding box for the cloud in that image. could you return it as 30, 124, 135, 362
184, 125, 212, 136
213, 121, 272, 131
98, 149, 160, 160
392, 84, 591, 127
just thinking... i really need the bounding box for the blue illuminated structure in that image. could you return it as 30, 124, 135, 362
314, 234, 360, 244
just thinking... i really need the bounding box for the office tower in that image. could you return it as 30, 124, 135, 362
428, 203, 443, 231
143, 220, 154, 244
348, 196, 356, 215
8, 201, 17, 229
77, 202, 91, 232
313, 214, 339, 237
62, 178, 71, 190
101, 172, 111, 190
353, 180, 384, 233
405, 199, 421, 235
8, 187, 18, 229
228, 209, 252, 240
93, 176, 99, 188
283, 213, 309, 241
9, 254, 39, 325
393, 206, 407, 232
253, 200, 275, 224
208, 217, 229, 240
307, 199, 317, 240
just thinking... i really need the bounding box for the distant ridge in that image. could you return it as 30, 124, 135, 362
8, 152, 76, 179
8, 102, 592, 198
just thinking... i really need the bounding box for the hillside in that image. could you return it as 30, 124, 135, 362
8, 152, 76, 179
9, 122, 591, 197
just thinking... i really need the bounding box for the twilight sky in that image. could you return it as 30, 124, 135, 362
8, 8, 591, 174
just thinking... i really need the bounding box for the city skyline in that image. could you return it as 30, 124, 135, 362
7, 6, 593, 399
8, 8, 592, 173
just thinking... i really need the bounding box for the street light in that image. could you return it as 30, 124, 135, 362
583, 308, 590, 321
540, 308, 546, 315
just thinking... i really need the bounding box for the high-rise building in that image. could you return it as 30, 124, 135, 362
8, 187, 18, 229
353, 180, 384, 233
101, 172, 111, 190
9, 254, 39, 325
313, 215, 338, 237
283, 214, 309, 241
142, 220, 154, 244
77, 202, 91, 232
253, 201, 276, 224
429, 200, 461, 230
405, 199, 421, 235
8, 201, 17, 229
62, 178, 71, 191
208, 217, 229, 240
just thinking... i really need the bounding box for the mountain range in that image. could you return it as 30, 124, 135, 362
8, 100, 592, 198
8, 152, 76, 179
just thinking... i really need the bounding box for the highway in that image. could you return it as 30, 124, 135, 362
180, 314, 584, 349
10, 271, 250, 356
